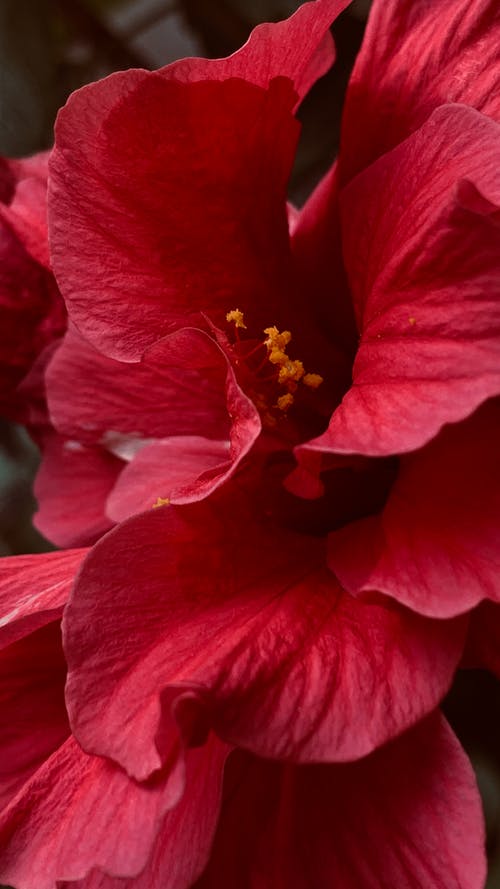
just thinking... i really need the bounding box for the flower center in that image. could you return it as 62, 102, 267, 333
225, 308, 323, 426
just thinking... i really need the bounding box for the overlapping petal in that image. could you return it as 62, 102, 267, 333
290, 163, 357, 361
0, 151, 51, 268
195, 715, 485, 889
64, 498, 466, 781
0, 548, 85, 647
0, 223, 64, 420
49, 0, 351, 362
37, 326, 260, 544
50, 75, 299, 360
105, 437, 230, 522
167, 0, 349, 107
46, 327, 233, 444
0, 732, 227, 889
340, 0, 500, 184
328, 401, 500, 618
0, 623, 69, 809
301, 105, 500, 459
61, 736, 229, 889
34, 435, 120, 548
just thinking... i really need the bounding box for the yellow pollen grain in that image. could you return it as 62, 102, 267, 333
408, 316, 417, 326
226, 308, 247, 329
263, 326, 292, 351
303, 373, 323, 389
268, 348, 288, 366
278, 359, 304, 385
152, 496, 170, 508
276, 393, 294, 412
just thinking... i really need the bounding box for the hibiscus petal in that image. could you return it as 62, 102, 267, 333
0, 223, 63, 420
64, 500, 466, 781
302, 104, 500, 458
105, 437, 230, 521
340, 0, 500, 184
195, 714, 486, 889
34, 434, 120, 548
50, 74, 299, 360
290, 162, 357, 361
0, 151, 51, 268
0, 548, 85, 648
328, 400, 500, 618
166, 0, 350, 108
0, 728, 223, 889
61, 735, 229, 889
42, 327, 260, 529
0, 622, 69, 809
46, 327, 234, 444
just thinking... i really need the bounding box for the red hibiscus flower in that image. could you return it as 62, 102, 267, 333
1, 0, 499, 886
0, 152, 66, 422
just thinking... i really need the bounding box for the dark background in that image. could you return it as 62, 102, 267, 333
0, 1, 499, 884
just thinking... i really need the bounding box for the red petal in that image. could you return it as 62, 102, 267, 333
0, 548, 85, 648
64, 500, 465, 780
0, 731, 217, 889
0, 622, 69, 809
166, 0, 350, 108
340, 0, 500, 184
50, 75, 299, 360
195, 714, 485, 889
34, 434, 119, 548
0, 224, 64, 420
328, 401, 500, 618
105, 437, 230, 521
0, 151, 51, 268
41, 327, 260, 531
60, 735, 229, 889
302, 105, 500, 458
46, 328, 234, 444
290, 162, 357, 363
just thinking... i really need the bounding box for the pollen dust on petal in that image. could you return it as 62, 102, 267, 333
152, 496, 170, 509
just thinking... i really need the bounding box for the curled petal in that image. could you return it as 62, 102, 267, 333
0, 732, 227, 889
64, 500, 466, 780
301, 105, 500, 459
328, 401, 500, 618
340, 0, 500, 183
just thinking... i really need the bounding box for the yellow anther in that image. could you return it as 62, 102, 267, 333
152, 496, 170, 508
278, 359, 304, 385
303, 373, 323, 389
226, 309, 247, 329
263, 326, 292, 351
225, 307, 323, 419
268, 348, 288, 366
408, 316, 416, 326
276, 393, 294, 412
